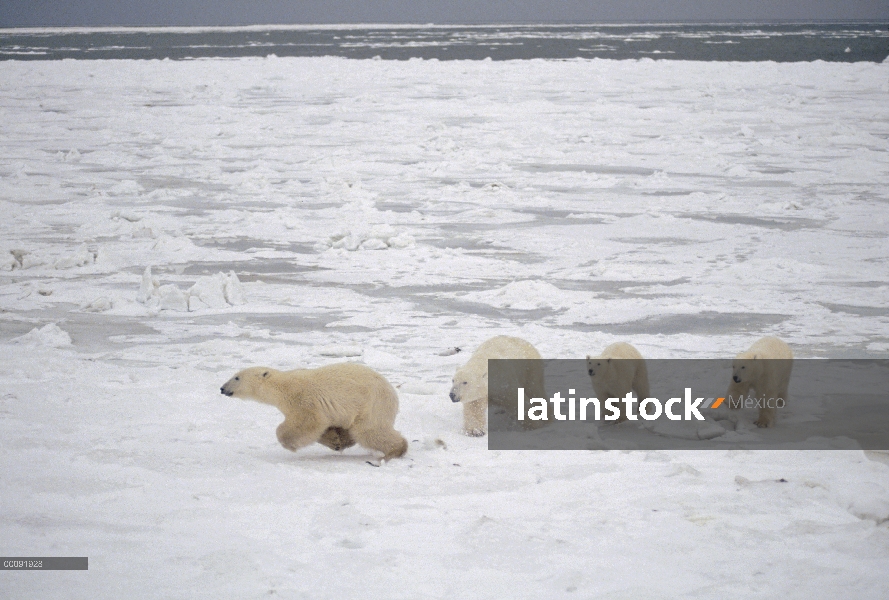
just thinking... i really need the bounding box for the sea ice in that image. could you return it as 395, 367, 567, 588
0, 55, 887, 599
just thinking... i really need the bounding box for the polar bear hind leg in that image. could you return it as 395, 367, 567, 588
318, 427, 357, 451
351, 422, 408, 461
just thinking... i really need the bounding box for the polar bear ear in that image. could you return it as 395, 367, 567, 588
262, 371, 270, 378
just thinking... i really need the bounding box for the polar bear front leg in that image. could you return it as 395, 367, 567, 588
276, 418, 327, 452
756, 382, 789, 428
754, 408, 776, 428
726, 381, 750, 410
462, 399, 487, 437
754, 393, 778, 428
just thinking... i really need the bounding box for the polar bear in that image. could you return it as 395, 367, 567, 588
220, 363, 408, 461
726, 336, 793, 428
586, 342, 650, 422
450, 335, 546, 436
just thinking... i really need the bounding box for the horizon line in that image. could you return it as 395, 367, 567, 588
2, 20, 887, 35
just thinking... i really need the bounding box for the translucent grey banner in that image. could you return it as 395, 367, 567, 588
1, 557, 88, 570
487, 360, 889, 450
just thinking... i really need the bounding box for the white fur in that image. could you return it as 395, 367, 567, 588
450, 336, 545, 436
727, 336, 794, 428
220, 363, 408, 460
586, 342, 650, 422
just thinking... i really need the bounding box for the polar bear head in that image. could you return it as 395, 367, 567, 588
586, 355, 613, 381
449, 365, 486, 404
731, 352, 762, 384
220, 367, 275, 402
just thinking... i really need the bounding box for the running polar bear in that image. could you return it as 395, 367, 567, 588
727, 336, 793, 428
450, 335, 546, 436
220, 363, 408, 461
586, 342, 650, 422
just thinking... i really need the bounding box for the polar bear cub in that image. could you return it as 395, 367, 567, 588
220, 363, 408, 460
727, 336, 793, 428
450, 335, 545, 436
586, 342, 650, 422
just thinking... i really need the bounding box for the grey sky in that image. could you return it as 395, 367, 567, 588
1, 0, 888, 28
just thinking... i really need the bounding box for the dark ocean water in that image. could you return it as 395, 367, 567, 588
0, 23, 887, 62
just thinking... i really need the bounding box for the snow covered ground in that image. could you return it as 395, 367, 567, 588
1, 56, 888, 597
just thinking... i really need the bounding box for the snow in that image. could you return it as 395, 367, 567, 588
1, 56, 888, 597
10, 323, 72, 348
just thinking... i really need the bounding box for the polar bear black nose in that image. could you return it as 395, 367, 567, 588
588, 369, 594, 376
733, 375, 741, 383
449, 392, 458, 402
